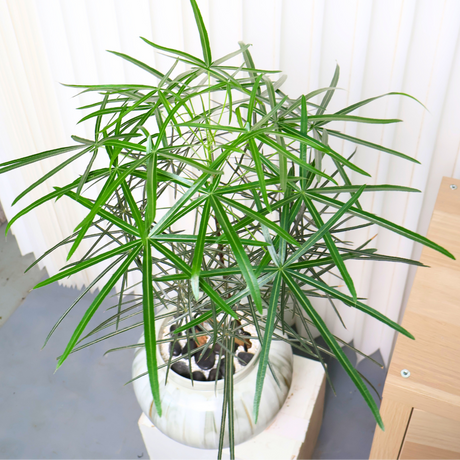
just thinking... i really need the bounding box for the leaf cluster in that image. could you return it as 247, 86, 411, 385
0, 1, 453, 455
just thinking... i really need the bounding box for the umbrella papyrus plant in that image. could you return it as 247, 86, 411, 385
0, 1, 454, 456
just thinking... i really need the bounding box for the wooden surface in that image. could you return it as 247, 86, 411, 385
399, 409, 460, 459
138, 355, 325, 460
369, 399, 413, 460
370, 177, 460, 459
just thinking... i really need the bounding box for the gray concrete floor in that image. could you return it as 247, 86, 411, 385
0, 283, 146, 459
303, 343, 386, 459
0, 224, 385, 459
0, 226, 146, 459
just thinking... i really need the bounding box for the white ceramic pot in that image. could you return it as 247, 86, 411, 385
132, 315, 293, 449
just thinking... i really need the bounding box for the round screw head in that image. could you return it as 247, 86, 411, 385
401, 369, 411, 378
450, 184, 457, 190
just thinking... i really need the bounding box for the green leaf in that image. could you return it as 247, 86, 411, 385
211, 196, 263, 313
253, 272, 282, 422
12, 147, 92, 205
0, 145, 83, 174
287, 269, 414, 340
256, 134, 337, 184
285, 185, 366, 266
304, 197, 357, 301
228, 193, 299, 237
176, 122, 245, 134
218, 196, 300, 248
149, 239, 238, 319
159, 152, 224, 175
305, 192, 456, 260
140, 36, 205, 67
247, 75, 263, 122
142, 242, 162, 417
238, 41, 259, 86
212, 43, 251, 66
191, 199, 212, 300
214, 177, 280, 196
148, 147, 231, 237
248, 138, 271, 211
174, 272, 277, 335
323, 129, 421, 164
300, 95, 308, 187
295, 114, 403, 125
313, 184, 420, 194
150, 234, 269, 247
190, 0, 212, 67
145, 135, 157, 230
56, 247, 141, 370
64, 190, 140, 237
277, 126, 371, 178
281, 270, 384, 430
76, 150, 98, 198
332, 91, 425, 120
35, 240, 142, 289
42, 256, 124, 349
316, 64, 340, 116
67, 172, 115, 261
120, 179, 145, 233
107, 50, 166, 80
5, 185, 74, 236
252, 95, 287, 131
71, 154, 151, 257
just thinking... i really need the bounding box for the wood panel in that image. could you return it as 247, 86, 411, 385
400, 444, 460, 460
370, 177, 460, 458
384, 177, 460, 420
369, 399, 412, 459
399, 409, 460, 459
387, 311, 460, 415
383, 373, 460, 424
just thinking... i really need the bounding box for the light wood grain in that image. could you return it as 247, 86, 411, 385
383, 373, 460, 424
405, 410, 460, 453
370, 177, 460, 459
369, 399, 412, 459
386, 177, 460, 419
388, 311, 460, 405
399, 409, 460, 459
400, 443, 460, 459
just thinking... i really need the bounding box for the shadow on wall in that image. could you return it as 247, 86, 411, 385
0, 201, 5, 225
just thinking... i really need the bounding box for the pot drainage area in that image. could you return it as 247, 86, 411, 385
0, 225, 386, 459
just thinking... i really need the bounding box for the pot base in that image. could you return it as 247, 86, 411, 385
132, 317, 293, 449
137, 355, 326, 458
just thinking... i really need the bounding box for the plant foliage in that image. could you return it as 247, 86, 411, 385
0, 0, 454, 455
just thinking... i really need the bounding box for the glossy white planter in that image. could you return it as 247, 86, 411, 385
132, 315, 293, 449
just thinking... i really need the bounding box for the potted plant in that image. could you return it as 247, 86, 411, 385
0, 0, 453, 457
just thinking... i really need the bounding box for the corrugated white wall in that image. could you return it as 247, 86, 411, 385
1, 0, 459, 364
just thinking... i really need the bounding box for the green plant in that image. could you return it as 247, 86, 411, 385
0, 1, 453, 457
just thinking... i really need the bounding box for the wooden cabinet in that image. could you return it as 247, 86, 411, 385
399, 410, 460, 459
369, 177, 460, 459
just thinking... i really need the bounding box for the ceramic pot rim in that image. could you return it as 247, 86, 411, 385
157, 314, 261, 391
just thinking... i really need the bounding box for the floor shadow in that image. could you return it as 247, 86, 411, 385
293, 336, 386, 459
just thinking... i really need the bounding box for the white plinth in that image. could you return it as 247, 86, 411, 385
138, 355, 326, 460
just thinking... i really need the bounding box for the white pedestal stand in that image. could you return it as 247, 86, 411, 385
138, 355, 325, 460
